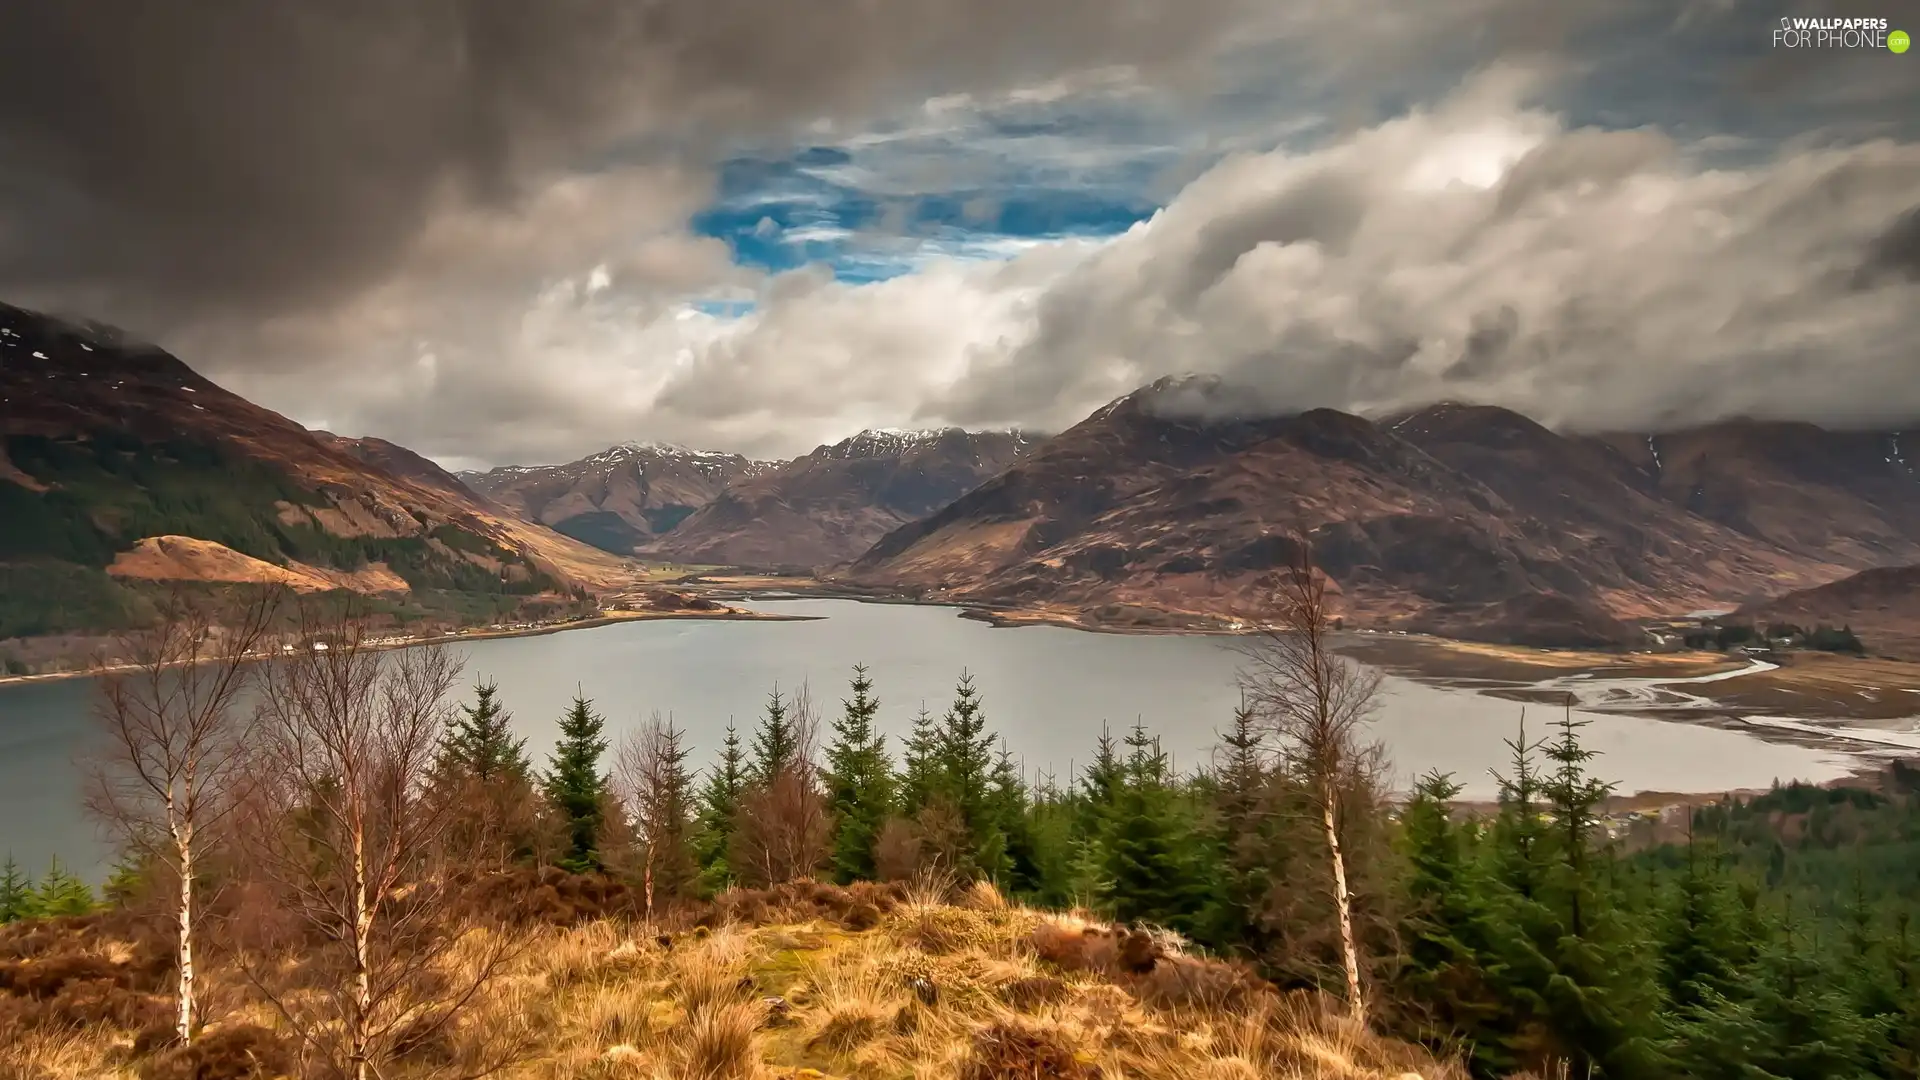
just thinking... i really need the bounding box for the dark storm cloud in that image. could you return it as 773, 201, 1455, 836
0, 0, 1256, 333
4, 0, 1916, 466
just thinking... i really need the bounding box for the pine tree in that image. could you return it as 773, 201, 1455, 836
442, 681, 531, 783
899, 703, 943, 816
694, 721, 748, 891
1200, 702, 1273, 953
749, 687, 797, 785
1071, 725, 1125, 903
437, 680, 540, 868
823, 665, 897, 885
982, 739, 1038, 893
1873, 913, 1920, 1079
1395, 770, 1511, 1076
1023, 773, 1080, 909
1657, 832, 1748, 1014
1541, 705, 1614, 938
542, 692, 611, 873
1491, 708, 1666, 1080
0, 854, 29, 923
1491, 714, 1553, 902
32, 857, 96, 917
101, 847, 156, 908
1678, 910, 1878, 1079
1100, 722, 1206, 933
935, 671, 997, 871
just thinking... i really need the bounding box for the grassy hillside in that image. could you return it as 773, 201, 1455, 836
0, 877, 1453, 1080
0, 300, 625, 649
0, 432, 575, 644
1, 433, 557, 592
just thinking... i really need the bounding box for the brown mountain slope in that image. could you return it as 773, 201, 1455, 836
0, 300, 642, 639
461, 442, 768, 555
1587, 420, 1920, 569
322, 432, 487, 504
647, 427, 1037, 569
1388, 404, 1844, 612
1741, 565, 1920, 660
315, 432, 639, 589
847, 380, 1920, 645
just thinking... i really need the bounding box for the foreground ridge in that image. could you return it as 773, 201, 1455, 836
0, 875, 1452, 1080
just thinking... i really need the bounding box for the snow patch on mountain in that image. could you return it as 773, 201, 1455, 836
817, 427, 1040, 461
470, 441, 771, 482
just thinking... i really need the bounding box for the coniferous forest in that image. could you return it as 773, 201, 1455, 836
8, 581, 1920, 1080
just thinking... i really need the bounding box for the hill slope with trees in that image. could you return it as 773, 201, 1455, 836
8, 563, 1920, 1078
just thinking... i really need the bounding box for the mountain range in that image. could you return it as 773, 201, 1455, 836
462, 427, 1035, 568
460, 443, 771, 554
4, 300, 1918, 651
644, 427, 1036, 568
847, 378, 1920, 643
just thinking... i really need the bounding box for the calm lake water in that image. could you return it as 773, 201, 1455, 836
0, 599, 1857, 880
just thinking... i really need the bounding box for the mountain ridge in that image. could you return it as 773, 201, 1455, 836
0, 299, 642, 644
846, 383, 1920, 643
644, 426, 1040, 568
1740, 563, 1920, 660
460, 442, 773, 556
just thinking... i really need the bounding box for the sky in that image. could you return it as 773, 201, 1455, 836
0, 0, 1915, 469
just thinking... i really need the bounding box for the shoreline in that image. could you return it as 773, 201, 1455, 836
697, 579, 1920, 726
692, 576, 1244, 636
709, 588, 1920, 768
11, 581, 1916, 734
4, 585, 1911, 812
0, 605, 812, 689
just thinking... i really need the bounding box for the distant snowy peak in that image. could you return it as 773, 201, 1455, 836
580, 440, 751, 471
474, 441, 772, 480
818, 426, 1037, 461
827, 427, 962, 458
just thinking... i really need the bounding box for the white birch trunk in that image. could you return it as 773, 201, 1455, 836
1323, 790, 1366, 1026
643, 842, 655, 922
173, 819, 195, 1042
350, 821, 373, 1080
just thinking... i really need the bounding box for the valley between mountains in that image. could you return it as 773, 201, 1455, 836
5, 299, 1920, 713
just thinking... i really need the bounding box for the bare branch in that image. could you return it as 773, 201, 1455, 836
613, 712, 698, 918
232, 595, 513, 1080
84, 584, 285, 1043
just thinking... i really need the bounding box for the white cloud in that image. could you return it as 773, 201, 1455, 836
939, 68, 1920, 434
236, 61, 1920, 466
629, 67, 1920, 453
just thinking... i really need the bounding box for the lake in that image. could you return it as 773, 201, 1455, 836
0, 599, 1859, 880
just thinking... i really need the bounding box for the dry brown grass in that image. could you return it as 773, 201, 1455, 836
1, 878, 1463, 1080
679, 1000, 767, 1079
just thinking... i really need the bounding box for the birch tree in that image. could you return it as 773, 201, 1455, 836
731, 681, 832, 887
240, 603, 510, 1080
613, 712, 697, 918
1236, 536, 1384, 1026
86, 585, 281, 1045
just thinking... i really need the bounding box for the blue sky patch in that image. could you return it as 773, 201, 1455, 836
692, 118, 1163, 283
